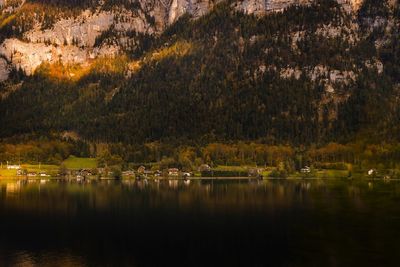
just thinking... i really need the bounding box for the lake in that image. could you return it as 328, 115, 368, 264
0, 179, 399, 267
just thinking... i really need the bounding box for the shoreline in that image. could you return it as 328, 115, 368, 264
0, 176, 397, 182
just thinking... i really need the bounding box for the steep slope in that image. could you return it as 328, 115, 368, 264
0, 0, 363, 79
0, 0, 399, 146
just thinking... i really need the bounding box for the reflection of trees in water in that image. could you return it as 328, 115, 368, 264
0, 180, 390, 216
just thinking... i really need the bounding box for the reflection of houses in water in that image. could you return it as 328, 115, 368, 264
204, 184, 212, 194
368, 182, 373, 189
136, 179, 148, 190
301, 182, 311, 191
6, 182, 21, 197
40, 179, 49, 184
168, 180, 179, 189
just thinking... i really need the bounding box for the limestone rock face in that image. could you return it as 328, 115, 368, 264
24, 9, 155, 47
168, 0, 218, 24
236, 0, 365, 14
266, 0, 312, 12
0, 0, 370, 79
25, 11, 115, 47
236, 0, 267, 15
0, 39, 89, 75
0, 58, 9, 82
0, 38, 122, 75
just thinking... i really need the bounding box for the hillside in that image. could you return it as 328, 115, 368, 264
0, 0, 399, 147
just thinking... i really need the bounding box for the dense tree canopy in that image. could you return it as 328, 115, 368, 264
0, 0, 399, 148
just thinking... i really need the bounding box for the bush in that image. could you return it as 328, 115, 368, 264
201, 170, 247, 177
111, 166, 122, 180
269, 169, 288, 178
313, 162, 348, 170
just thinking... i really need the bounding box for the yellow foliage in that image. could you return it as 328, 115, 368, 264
35, 62, 91, 81
91, 55, 129, 75
148, 41, 194, 62
31, 40, 194, 83
0, 14, 16, 29
35, 55, 131, 82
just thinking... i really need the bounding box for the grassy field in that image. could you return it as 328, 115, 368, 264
306, 169, 350, 179
22, 164, 60, 176
0, 164, 60, 177
213, 165, 254, 172
0, 169, 17, 177
63, 156, 97, 169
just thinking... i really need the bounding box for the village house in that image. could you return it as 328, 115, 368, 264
182, 172, 192, 177
198, 164, 211, 172
7, 163, 21, 170
301, 166, 311, 173
17, 169, 26, 176
248, 168, 263, 177
78, 169, 93, 177
168, 168, 180, 177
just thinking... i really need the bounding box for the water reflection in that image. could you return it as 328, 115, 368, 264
5, 182, 21, 197
0, 179, 399, 266
1, 250, 86, 267
0, 179, 383, 213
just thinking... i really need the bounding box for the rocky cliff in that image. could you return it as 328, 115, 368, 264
0, 0, 399, 144
0, 0, 371, 80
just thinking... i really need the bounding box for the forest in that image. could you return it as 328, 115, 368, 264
0, 0, 399, 169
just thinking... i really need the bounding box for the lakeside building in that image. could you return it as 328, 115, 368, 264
168, 168, 179, 177
6, 162, 21, 170
301, 166, 311, 173
198, 164, 211, 172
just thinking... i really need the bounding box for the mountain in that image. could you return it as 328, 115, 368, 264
0, 0, 399, 146
0, 0, 362, 78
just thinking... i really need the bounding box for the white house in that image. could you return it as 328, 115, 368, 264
301, 166, 311, 173
7, 162, 21, 170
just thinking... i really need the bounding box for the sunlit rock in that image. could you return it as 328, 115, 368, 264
0, 39, 88, 75
0, 0, 371, 79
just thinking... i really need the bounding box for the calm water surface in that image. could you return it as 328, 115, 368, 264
0, 179, 400, 267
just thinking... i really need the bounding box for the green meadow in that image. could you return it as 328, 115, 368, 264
0, 169, 17, 177
63, 156, 98, 169
23, 164, 60, 176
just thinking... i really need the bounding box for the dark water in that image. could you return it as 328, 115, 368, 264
0, 179, 400, 267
